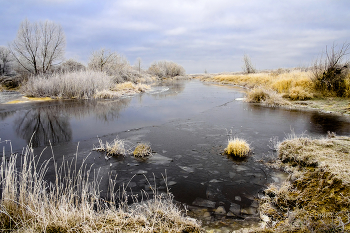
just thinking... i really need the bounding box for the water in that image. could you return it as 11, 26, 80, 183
0, 91, 23, 104
1, 79, 350, 228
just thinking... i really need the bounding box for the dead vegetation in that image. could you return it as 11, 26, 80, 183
224, 137, 250, 157
133, 142, 152, 158
256, 133, 350, 232
93, 137, 130, 156
0, 141, 202, 232
245, 87, 289, 107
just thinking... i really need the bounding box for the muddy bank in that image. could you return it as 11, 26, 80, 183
252, 135, 350, 232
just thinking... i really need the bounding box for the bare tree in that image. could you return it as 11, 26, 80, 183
88, 48, 136, 82
56, 58, 86, 73
242, 54, 256, 74
312, 42, 350, 96
0, 46, 13, 75
88, 48, 116, 72
10, 19, 66, 75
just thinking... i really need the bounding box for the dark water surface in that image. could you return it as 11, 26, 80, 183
1, 79, 350, 229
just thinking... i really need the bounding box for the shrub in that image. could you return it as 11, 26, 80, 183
246, 87, 269, 102
22, 70, 113, 99
242, 54, 256, 74
88, 49, 152, 83
312, 43, 350, 97
224, 138, 250, 157
246, 87, 289, 107
55, 58, 86, 73
133, 143, 152, 158
148, 61, 185, 78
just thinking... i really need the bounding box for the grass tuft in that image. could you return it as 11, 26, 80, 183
93, 137, 130, 156
224, 138, 250, 157
133, 143, 152, 158
246, 87, 289, 107
112, 81, 150, 94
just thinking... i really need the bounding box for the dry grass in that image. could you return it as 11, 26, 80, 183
256, 133, 350, 232
278, 134, 350, 184
112, 81, 151, 94
22, 70, 114, 99
245, 87, 289, 107
0, 141, 202, 232
224, 138, 250, 157
148, 60, 186, 78
200, 70, 316, 101
93, 137, 130, 156
133, 143, 152, 158
21, 71, 152, 99
93, 90, 121, 99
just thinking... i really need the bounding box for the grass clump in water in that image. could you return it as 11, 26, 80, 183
93, 137, 130, 156
256, 133, 350, 232
224, 138, 250, 157
133, 142, 152, 158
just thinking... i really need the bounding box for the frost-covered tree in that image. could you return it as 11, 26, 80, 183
0, 46, 13, 75
10, 19, 66, 75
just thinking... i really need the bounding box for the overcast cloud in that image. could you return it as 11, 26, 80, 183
0, 0, 349, 73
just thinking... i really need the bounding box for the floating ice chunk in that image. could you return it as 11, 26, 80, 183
192, 198, 216, 208
229, 203, 240, 215
148, 153, 172, 165
179, 166, 195, 173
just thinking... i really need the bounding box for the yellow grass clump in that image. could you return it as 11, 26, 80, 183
133, 143, 152, 158
94, 90, 121, 99
224, 138, 250, 157
113, 82, 150, 93
246, 87, 289, 107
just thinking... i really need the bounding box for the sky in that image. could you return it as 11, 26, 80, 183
0, 0, 349, 74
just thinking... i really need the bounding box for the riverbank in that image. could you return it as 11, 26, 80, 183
255, 133, 350, 232
194, 70, 350, 117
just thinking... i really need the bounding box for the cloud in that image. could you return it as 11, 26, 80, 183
1, 0, 350, 73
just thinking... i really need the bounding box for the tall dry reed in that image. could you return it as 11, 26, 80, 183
0, 141, 202, 232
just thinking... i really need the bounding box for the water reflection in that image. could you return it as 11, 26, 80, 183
308, 112, 350, 135
0, 110, 16, 120
14, 108, 72, 147
149, 80, 185, 99
13, 98, 132, 147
